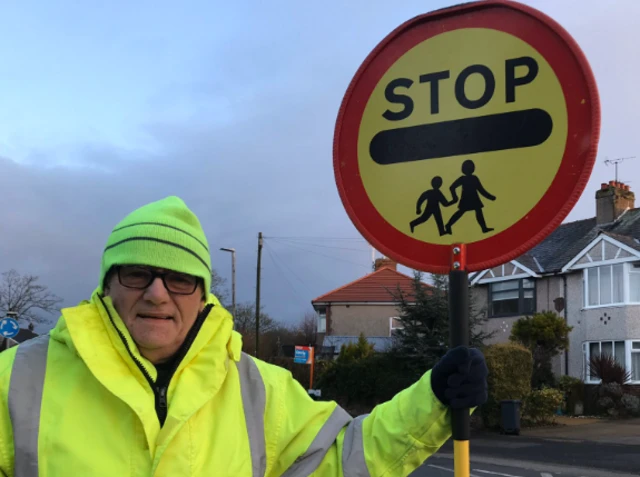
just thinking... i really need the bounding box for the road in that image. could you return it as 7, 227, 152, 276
412, 455, 639, 477
436, 433, 640, 474
406, 433, 640, 477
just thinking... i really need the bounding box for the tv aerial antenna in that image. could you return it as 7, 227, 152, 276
604, 156, 636, 183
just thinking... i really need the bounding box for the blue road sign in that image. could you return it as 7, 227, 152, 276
294, 348, 310, 364
0, 318, 19, 339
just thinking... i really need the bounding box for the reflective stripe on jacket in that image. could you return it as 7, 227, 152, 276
0, 290, 453, 476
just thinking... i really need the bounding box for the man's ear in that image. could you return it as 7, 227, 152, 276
103, 268, 115, 296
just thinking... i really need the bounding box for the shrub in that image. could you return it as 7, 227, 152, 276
621, 394, 640, 417
337, 333, 375, 364
481, 343, 533, 428
523, 388, 564, 426
556, 375, 584, 393
588, 356, 639, 418
599, 382, 623, 399
510, 311, 572, 389
597, 396, 615, 410
593, 382, 640, 418
556, 376, 585, 415
589, 354, 631, 385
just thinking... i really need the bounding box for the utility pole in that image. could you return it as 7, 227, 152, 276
255, 232, 263, 358
220, 247, 236, 324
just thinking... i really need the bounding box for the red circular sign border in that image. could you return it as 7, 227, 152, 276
333, 0, 600, 274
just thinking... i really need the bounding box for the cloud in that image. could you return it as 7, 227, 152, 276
0, 0, 638, 334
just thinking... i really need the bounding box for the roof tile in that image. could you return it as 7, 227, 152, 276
515, 209, 640, 273
312, 267, 419, 303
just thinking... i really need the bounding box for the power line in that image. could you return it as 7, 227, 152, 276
266, 238, 371, 270
264, 243, 315, 311
264, 242, 314, 295
269, 237, 370, 253
264, 236, 367, 241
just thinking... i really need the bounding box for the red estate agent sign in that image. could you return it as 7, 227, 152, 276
333, 0, 600, 274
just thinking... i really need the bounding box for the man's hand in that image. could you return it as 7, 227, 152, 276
430, 346, 488, 410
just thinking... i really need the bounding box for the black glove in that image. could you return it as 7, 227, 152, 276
431, 346, 488, 409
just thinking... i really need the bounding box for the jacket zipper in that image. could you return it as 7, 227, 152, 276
156, 385, 168, 424
99, 295, 213, 426
153, 303, 212, 425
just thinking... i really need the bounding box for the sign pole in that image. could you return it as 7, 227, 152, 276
450, 244, 469, 477
310, 347, 315, 390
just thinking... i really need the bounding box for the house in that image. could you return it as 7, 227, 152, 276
470, 180, 640, 384
311, 258, 417, 356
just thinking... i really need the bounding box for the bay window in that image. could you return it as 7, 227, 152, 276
583, 340, 640, 383
633, 342, 640, 382
489, 278, 536, 317
585, 264, 624, 307
630, 264, 640, 302
582, 263, 640, 307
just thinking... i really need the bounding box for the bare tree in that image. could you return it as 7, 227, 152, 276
296, 311, 318, 346
234, 302, 279, 335
0, 270, 63, 324
210, 268, 230, 306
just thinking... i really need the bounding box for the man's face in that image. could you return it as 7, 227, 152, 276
105, 266, 205, 364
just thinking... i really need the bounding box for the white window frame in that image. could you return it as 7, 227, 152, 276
317, 307, 326, 333
583, 340, 640, 384
629, 263, 640, 303
582, 262, 640, 309
632, 341, 640, 383
389, 316, 403, 337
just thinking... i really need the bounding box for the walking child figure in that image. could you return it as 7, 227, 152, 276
410, 176, 454, 235
445, 159, 496, 235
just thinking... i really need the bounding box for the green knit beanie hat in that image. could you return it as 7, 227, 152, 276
99, 196, 211, 295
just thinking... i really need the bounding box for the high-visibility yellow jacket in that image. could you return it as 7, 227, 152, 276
0, 291, 453, 476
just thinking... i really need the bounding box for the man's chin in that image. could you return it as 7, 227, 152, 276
131, 329, 178, 353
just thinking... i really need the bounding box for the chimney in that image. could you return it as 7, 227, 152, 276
374, 257, 397, 271
596, 181, 635, 225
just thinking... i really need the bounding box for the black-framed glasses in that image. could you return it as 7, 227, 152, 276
117, 266, 200, 295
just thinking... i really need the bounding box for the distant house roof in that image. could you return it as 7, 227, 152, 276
322, 335, 394, 353
476, 208, 640, 276
311, 266, 419, 304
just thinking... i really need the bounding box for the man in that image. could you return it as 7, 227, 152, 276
0, 196, 488, 476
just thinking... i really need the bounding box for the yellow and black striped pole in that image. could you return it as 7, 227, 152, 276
450, 244, 470, 477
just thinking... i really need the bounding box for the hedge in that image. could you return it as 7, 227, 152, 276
314, 353, 426, 413
481, 343, 533, 428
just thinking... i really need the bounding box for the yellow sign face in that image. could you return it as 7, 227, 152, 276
358, 28, 567, 245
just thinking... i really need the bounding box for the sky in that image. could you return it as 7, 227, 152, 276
0, 0, 638, 331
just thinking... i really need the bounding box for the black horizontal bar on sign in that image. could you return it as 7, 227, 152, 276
369, 108, 553, 165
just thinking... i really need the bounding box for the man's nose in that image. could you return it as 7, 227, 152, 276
143, 277, 170, 303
